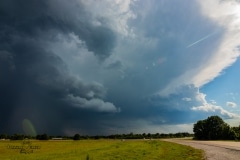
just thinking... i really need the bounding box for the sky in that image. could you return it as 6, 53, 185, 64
1, 0, 240, 136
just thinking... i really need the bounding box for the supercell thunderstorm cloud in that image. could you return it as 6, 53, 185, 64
1, 0, 240, 136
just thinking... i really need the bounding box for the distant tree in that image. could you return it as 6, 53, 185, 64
73, 134, 80, 140
193, 115, 234, 140
36, 133, 49, 140
155, 133, 160, 138
11, 133, 24, 140
147, 133, 151, 138
142, 133, 146, 138
0, 133, 7, 139
232, 126, 240, 140
42, 133, 49, 140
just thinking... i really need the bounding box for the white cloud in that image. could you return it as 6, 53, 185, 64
66, 94, 120, 113
191, 105, 238, 118
191, 91, 239, 119
226, 101, 237, 108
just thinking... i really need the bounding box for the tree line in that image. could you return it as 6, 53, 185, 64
0, 132, 193, 140
193, 115, 240, 140
2, 115, 238, 141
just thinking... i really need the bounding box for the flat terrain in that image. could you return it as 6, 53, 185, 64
0, 139, 204, 160
164, 139, 240, 160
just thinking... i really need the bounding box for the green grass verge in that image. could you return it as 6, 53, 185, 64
0, 139, 204, 160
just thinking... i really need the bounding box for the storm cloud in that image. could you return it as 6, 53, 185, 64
1, 0, 240, 135
0, 0, 119, 135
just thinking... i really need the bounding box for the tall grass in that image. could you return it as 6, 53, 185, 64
0, 139, 204, 160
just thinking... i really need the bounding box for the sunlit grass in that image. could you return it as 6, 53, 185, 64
0, 139, 204, 160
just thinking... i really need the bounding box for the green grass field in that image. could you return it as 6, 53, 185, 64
0, 139, 204, 160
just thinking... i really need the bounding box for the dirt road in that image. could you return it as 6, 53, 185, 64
164, 139, 240, 160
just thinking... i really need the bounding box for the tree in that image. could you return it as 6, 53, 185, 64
232, 126, 240, 140
11, 134, 24, 140
73, 134, 80, 140
36, 133, 49, 140
193, 115, 234, 140
0, 133, 8, 139
193, 120, 206, 140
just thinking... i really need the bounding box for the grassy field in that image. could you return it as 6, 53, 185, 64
0, 139, 204, 160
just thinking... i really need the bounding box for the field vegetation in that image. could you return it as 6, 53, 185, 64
0, 139, 204, 160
